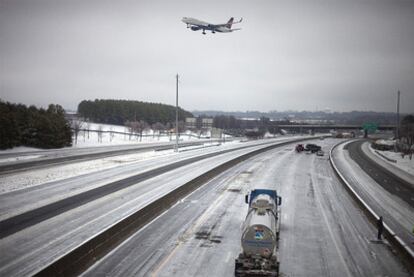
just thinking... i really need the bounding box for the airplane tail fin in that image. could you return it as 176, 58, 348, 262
226, 17, 234, 29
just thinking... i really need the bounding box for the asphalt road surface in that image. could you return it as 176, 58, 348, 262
345, 140, 414, 208
0, 143, 267, 238
0, 140, 213, 174
0, 138, 303, 276
83, 138, 410, 277
333, 140, 414, 258
0, 138, 302, 239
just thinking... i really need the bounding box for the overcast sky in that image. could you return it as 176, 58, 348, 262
1, 0, 413, 113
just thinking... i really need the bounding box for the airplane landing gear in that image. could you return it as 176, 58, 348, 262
202, 29, 206, 35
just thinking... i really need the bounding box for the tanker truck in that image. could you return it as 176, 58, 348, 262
235, 189, 282, 276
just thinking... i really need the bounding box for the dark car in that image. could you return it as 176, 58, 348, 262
305, 144, 321, 153
295, 144, 304, 152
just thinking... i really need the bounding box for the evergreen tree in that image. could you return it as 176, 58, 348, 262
0, 100, 72, 149
78, 99, 193, 125
0, 102, 20, 149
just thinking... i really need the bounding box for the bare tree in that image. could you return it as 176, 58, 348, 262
125, 121, 134, 140
86, 121, 91, 139
177, 120, 185, 138
152, 122, 165, 140
109, 126, 115, 142
400, 114, 414, 159
124, 126, 128, 140
125, 120, 148, 142
139, 121, 149, 141
164, 122, 173, 141
71, 119, 84, 145
97, 125, 103, 143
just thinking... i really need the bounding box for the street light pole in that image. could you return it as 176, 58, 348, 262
175, 74, 179, 152
396, 90, 400, 140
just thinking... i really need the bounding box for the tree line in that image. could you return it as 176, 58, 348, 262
400, 115, 414, 144
77, 99, 193, 126
0, 101, 72, 149
194, 110, 402, 125
211, 115, 281, 138
399, 114, 414, 158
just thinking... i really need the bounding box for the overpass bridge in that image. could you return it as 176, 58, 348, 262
276, 124, 395, 132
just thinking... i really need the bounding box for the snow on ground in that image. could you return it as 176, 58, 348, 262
83, 138, 409, 277
368, 143, 414, 176
0, 141, 232, 194
0, 136, 308, 195
375, 139, 396, 146
334, 141, 414, 234
0, 147, 43, 154
0, 155, 43, 164
0, 151, 169, 194
0, 122, 231, 165
2, 121, 327, 155
72, 122, 215, 148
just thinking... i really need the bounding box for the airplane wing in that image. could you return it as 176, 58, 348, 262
194, 22, 210, 27
189, 19, 210, 27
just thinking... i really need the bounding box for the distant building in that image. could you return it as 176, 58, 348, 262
201, 118, 213, 129
185, 117, 213, 130
185, 117, 197, 129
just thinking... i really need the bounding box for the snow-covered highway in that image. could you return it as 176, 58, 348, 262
83, 138, 410, 277
0, 137, 411, 276
0, 138, 297, 222
332, 140, 414, 260
0, 140, 220, 174
0, 136, 310, 276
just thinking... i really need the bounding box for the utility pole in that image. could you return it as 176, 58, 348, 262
175, 74, 179, 152
396, 90, 400, 140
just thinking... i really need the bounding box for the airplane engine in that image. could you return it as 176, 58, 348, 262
191, 26, 200, 31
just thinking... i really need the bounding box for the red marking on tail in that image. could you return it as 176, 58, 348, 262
226, 17, 234, 29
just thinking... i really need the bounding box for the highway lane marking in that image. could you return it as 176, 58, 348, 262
150, 239, 183, 277
1, 183, 181, 275
224, 251, 232, 263
311, 167, 353, 277
150, 175, 235, 276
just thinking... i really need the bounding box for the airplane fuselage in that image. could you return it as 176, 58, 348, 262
182, 17, 239, 34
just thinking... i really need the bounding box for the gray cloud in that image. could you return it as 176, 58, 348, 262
1, 0, 413, 113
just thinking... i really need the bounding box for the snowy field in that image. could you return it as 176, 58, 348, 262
0, 122, 236, 163
0, 121, 322, 155
0, 122, 224, 155
368, 143, 414, 176
71, 122, 217, 147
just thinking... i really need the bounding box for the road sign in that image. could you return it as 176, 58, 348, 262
363, 123, 378, 131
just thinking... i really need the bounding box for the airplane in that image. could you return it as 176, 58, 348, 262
182, 17, 242, 35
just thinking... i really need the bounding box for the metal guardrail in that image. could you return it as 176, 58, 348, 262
329, 140, 414, 268
33, 136, 320, 276
0, 140, 221, 175
374, 150, 397, 163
